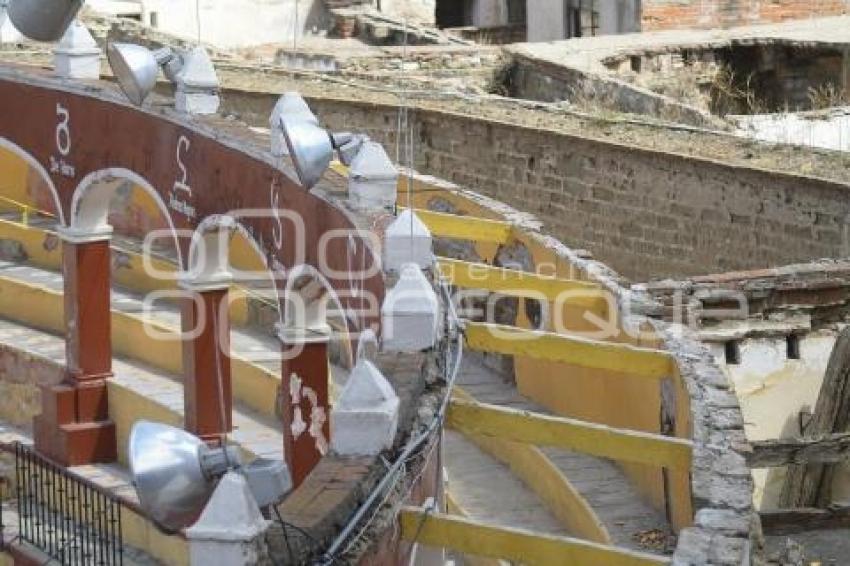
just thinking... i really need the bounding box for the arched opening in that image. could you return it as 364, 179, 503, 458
187, 215, 287, 376
71, 168, 183, 270
0, 139, 65, 227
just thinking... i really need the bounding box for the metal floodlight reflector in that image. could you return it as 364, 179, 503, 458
129, 421, 292, 534
7, 0, 83, 42
129, 421, 241, 533
107, 43, 184, 106
281, 116, 368, 189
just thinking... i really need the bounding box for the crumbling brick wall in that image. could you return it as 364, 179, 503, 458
642, 0, 850, 31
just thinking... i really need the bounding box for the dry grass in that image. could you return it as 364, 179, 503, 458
808, 83, 849, 110
709, 66, 768, 116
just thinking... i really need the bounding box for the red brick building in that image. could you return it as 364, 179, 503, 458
642, 0, 850, 31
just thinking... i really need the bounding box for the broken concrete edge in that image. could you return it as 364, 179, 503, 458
642, 257, 850, 338
504, 48, 720, 130
395, 167, 760, 564
654, 322, 762, 566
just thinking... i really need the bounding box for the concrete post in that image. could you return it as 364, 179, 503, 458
175, 47, 221, 115
53, 20, 101, 80
34, 228, 117, 465
186, 471, 270, 566
280, 328, 330, 488
384, 210, 433, 272
349, 141, 398, 211
381, 263, 439, 352
331, 358, 399, 456
181, 279, 233, 444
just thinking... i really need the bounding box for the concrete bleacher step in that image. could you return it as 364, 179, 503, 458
443, 429, 568, 537
0, 317, 284, 463
0, 258, 295, 420
449, 352, 674, 557
0, 260, 283, 373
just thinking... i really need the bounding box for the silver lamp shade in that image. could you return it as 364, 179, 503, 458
107, 43, 179, 106
7, 0, 83, 42
129, 421, 216, 533
281, 115, 334, 189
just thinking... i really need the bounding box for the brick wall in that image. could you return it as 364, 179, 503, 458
222, 89, 850, 282
302, 98, 850, 281
643, 0, 850, 31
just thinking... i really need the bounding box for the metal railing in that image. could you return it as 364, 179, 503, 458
0, 195, 56, 227
14, 443, 124, 565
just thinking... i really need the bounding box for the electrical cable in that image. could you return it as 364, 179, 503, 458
210, 297, 231, 459
313, 275, 463, 565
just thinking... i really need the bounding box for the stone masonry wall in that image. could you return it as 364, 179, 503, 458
642, 0, 850, 31
294, 96, 850, 282
221, 87, 850, 283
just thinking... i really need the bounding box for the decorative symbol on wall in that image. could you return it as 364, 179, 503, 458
168, 134, 196, 218
289, 372, 328, 455
49, 103, 76, 178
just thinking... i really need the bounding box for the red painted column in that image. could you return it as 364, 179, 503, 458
280, 329, 330, 488
181, 283, 232, 445
34, 232, 117, 465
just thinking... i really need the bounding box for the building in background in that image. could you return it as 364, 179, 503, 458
74, 0, 850, 48
88, 0, 326, 47
642, 0, 850, 31
434, 0, 850, 43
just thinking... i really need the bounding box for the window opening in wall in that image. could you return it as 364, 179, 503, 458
436, 0, 472, 28
724, 340, 741, 365
149, 11, 159, 28
787, 334, 801, 360
507, 0, 527, 25
565, 0, 600, 39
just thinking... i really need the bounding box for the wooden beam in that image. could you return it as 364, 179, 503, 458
447, 399, 692, 470
451, 387, 612, 545
436, 257, 606, 308
747, 432, 850, 468
399, 508, 671, 566
409, 208, 512, 244
464, 322, 676, 380
781, 327, 850, 507
760, 505, 850, 536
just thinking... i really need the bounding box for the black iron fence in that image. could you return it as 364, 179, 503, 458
12, 443, 124, 565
